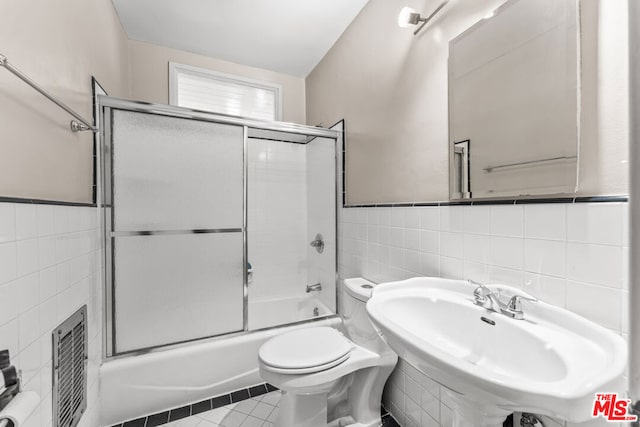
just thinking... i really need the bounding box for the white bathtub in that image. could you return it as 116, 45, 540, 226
100, 316, 341, 426
248, 295, 333, 330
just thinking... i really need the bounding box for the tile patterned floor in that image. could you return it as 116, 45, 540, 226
162, 391, 282, 427
158, 390, 401, 427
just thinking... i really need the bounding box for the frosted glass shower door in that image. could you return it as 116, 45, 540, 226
109, 110, 245, 354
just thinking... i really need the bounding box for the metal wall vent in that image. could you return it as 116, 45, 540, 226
53, 305, 88, 427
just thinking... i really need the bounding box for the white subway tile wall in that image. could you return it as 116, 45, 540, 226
248, 137, 337, 328
339, 202, 629, 427
247, 140, 309, 304
305, 138, 338, 314
0, 203, 102, 427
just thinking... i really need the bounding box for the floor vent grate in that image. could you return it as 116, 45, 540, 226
53, 305, 88, 427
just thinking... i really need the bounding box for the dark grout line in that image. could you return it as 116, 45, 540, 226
342, 195, 628, 208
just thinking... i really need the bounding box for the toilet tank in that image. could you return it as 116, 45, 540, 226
342, 278, 389, 354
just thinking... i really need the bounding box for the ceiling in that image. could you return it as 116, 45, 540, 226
111, 0, 370, 78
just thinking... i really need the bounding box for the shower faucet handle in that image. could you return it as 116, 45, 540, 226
310, 233, 325, 253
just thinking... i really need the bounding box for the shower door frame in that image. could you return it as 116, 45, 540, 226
97, 96, 341, 358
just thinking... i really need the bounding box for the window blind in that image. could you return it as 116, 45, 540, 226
171, 63, 281, 121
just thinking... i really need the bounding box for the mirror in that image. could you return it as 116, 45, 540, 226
449, 0, 580, 200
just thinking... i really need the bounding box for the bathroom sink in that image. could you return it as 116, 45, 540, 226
366, 277, 627, 425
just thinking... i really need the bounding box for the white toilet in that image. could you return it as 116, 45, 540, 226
258, 278, 397, 427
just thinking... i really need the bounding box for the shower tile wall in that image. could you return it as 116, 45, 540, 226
338, 202, 628, 427
248, 137, 337, 324
0, 203, 102, 427
306, 138, 337, 313
248, 140, 309, 302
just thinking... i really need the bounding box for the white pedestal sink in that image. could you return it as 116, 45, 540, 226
366, 277, 627, 426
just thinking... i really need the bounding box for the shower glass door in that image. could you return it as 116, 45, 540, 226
105, 108, 245, 355
246, 132, 337, 330
100, 97, 339, 357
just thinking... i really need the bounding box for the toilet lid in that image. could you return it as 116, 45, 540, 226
261, 352, 351, 375
259, 327, 353, 370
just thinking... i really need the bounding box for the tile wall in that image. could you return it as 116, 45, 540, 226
248, 136, 338, 325
0, 203, 102, 427
306, 137, 338, 313
0, 158, 627, 427
339, 201, 629, 427
247, 139, 309, 304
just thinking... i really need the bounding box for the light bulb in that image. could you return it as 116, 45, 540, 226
398, 6, 417, 28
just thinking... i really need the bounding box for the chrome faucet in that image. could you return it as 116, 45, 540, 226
471, 280, 503, 312
505, 294, 538, 320
470, 280, 537, 320
306, 283, 322, 293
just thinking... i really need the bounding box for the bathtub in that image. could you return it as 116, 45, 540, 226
248, 295, 333, 330
100, 315, 341, 426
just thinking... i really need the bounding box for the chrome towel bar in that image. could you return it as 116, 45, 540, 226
483, 155, 577, 172
0, 53, 96, 132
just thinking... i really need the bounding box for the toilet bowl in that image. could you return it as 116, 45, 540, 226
258, 278, 397, 427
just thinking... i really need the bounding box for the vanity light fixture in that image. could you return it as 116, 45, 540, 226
484, 9, 496, 19
397, 1, 449, 35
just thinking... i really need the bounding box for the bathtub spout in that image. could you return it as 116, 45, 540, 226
306, 283, 322, 293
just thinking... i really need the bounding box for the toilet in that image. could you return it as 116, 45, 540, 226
258, 278, 397, 427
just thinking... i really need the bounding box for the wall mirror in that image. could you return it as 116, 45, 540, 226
449, 0, 580, 200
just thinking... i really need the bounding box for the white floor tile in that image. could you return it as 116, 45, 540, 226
266, 408, 279, 422
249, 402, 274, 420
239, 415, 263, 427
182, 391, 281, 427
260, 391, 281, 407
164, 417, 202, 427
218, 410, 248, 427
197, 420, 221, 427
234, 399, 259, 415
198, 406, 234, 424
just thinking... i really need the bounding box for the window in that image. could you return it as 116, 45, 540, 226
169, 62, 282, 121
